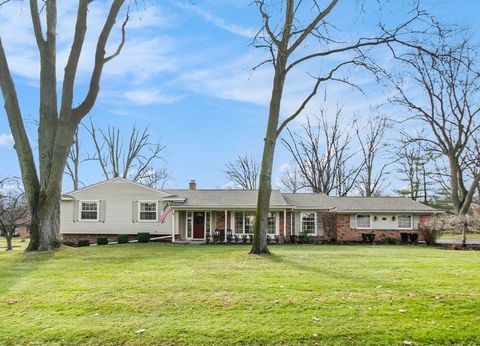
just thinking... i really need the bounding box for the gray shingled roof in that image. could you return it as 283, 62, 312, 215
165, 190, 439, 213
328, 196, 440, 213
284, 193, 439, 213
165, 189, 290, 208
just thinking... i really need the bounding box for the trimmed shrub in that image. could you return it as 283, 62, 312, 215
363, 233, 375, 244
409, 232, 419, 244
77, 239, 90, 247
266, 235, 271, 244
117, 234, 129, 244
289, 234, 296, 244
137, 232, 150, 243
400, 233, 410, 243
96, 237, 109, 246
381, 236, 398, 245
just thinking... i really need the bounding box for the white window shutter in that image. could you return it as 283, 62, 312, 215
317, 213, 324, 236
99, 200, 107, 223
73, 200, 79, 222
132, 201, 138, 223
350, 215, 356, 229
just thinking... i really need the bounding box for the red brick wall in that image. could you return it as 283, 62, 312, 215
335, 214, 422, 242
62, 233, 179, 244
280, 212, 294, 237
214, 211, 231, 230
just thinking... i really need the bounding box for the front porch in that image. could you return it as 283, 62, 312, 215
170, 209, 295, 243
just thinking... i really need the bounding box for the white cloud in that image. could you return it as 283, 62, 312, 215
124, 89, 183, 105
0, 2, 177, 84
0, 133, 14, 149
176, 3, 256, 38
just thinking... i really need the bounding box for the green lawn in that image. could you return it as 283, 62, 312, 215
1, 242, 479, 345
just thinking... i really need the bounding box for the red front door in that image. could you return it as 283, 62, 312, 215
193, 212, 205, 239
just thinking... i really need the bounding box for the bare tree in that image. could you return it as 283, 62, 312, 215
388, 31, 480, 216
224, 154, 259, 190
137, 167, 170, 189
279, 163, 304, 193
0, 178, 29, 251
355, 115, 391, 197
0, 1, 129, 251
395, 140, 434, 203
282, 110, 362, 196
250, 0, 425, 254
66, 129, 82, 191
85, 120, 168, 184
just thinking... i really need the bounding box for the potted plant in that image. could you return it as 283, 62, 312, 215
242, 234, 247, 244
409, 233, 419, 243
289, 234, 296, 244
234, 234, 239, 244
274, 235, 280, 244
366, 233, 376, 244
266, 235, 271, 244
205, 233, 211, 244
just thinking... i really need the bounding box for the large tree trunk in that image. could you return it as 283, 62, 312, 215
6, 233, 12, 251
250, 60, 287, 255
27, 197, 61, 252
461, 219, 468, 248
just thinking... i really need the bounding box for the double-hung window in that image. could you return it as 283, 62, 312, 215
267, 212, 277, 235
398, 215, 413, 229
235, 212, 255, 234
301, 212, 316, 235
80, 201, 98, 221
139, 201, 158, 221
356, 215, 371, 229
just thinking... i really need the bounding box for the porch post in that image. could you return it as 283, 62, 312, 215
171, 210, 176, 243
224, 210, 228, 242
283, 209, 287, 236
290, 210, 293, 236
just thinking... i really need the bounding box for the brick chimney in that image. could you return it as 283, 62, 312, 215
189, 180, 197, 190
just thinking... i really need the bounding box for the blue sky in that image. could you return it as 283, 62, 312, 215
0, 0, 479, 192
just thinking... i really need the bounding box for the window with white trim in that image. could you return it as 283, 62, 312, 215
356, 215, 371, 228
234, 212, 255, 234
186, 211, 193, 238
398, 215, 413, 229
301, 212, 316, 235
205, 212, 211, 237
267, 212, 276, 235
80, 201, 98, 221
139, 202, 157, 221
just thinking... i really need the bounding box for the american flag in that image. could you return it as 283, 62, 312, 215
159, 203, 172, 223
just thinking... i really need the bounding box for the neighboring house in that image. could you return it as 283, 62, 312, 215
60, 177, 441, 243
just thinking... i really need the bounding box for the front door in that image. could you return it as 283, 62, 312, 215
193, 212, 205, 239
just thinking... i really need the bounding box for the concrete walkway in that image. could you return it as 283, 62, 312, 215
436, 238, 480, 245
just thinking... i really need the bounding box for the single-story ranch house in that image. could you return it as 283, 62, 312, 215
60, 177, 442, 243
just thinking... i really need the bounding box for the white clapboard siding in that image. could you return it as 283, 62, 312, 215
60, 179, 175, 235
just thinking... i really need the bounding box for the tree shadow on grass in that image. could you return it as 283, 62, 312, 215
0, 251, 55, 293
263, 252, 386, 289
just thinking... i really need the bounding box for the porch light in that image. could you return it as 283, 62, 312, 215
374, 216, 378, 221
392, 216, 396, 221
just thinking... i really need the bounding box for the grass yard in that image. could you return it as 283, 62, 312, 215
1, 243, 479, 345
